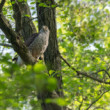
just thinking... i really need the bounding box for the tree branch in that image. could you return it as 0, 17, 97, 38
17, 0, 37, 40
94, 69, 110, 78
60, 55, 76, 71
78, 99, 83, 110
0, 13, 36, 65
0, 43, 12, 47
11, 0, 22, 34
86, 90, 109, 110
60, 55, 110, 84
0, 0, 6, 12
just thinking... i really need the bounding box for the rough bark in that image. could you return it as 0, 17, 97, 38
0, 0, 66, 109
36, 0, 65, 110
11, 0, 37, 40
0, 14, 36, 65
0, 0, 6, 12
17, 0, 37, 40
10, 0, 37, 64
11, 0, 22, 34
37, 0, 62, 95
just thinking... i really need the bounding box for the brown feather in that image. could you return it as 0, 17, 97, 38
25, 33, 38, 47
13, 26, 50, 65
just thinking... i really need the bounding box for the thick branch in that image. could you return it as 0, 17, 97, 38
0, 0, 6, 12
0, 13, 12, 28
0, 14, 35, 65
60, 55, 110, 84
17, 0, 37, 40
36, 1, 65, 110
11, 0, 22, 34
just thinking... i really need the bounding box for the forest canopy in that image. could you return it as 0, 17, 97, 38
0, 0, 110, 110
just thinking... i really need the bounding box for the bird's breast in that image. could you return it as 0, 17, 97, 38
29, 33, 49, 56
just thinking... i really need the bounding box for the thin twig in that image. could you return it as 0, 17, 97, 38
78, 99, 83, 110
60, 55, 76, 71
86, 90, 109, 110
94, 69, 110, 78
0, 43, 12, 47
60, 55, 110, 84
26, 16, 38, 24
104, 69, 110, 78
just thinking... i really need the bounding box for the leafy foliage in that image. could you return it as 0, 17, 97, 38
1, 0, 110, 110
57, 0, 110, 109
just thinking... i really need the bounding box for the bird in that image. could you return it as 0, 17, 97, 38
14, 26, 50, 65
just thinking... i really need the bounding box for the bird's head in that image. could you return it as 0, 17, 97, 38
40, 26, 49, 33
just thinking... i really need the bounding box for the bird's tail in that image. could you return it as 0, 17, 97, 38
12, 55, 24, 66
16, 56, 24, 66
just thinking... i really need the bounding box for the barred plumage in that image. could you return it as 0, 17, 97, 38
16, 26, 50, 65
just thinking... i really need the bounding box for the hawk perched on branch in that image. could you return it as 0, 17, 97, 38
16, 26, 50, 65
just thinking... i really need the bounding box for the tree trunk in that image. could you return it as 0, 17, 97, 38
36, 0, 66, 110
17, 1, 37, 40
0, 0, 67, 109
36, 0, 63, 96
11, 0, 37, 41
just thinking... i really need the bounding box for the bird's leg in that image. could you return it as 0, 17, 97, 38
36, 56, 39, 62
40, 54, 44, 61
35, 54, 44, 63
40, 54, 45, 64
39, 54, 44, 61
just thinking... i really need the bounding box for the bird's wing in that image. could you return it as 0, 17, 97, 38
12, 33, 38, 62
25, 33, 39, 47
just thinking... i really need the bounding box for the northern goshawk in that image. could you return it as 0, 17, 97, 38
16, 26, 50, 65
